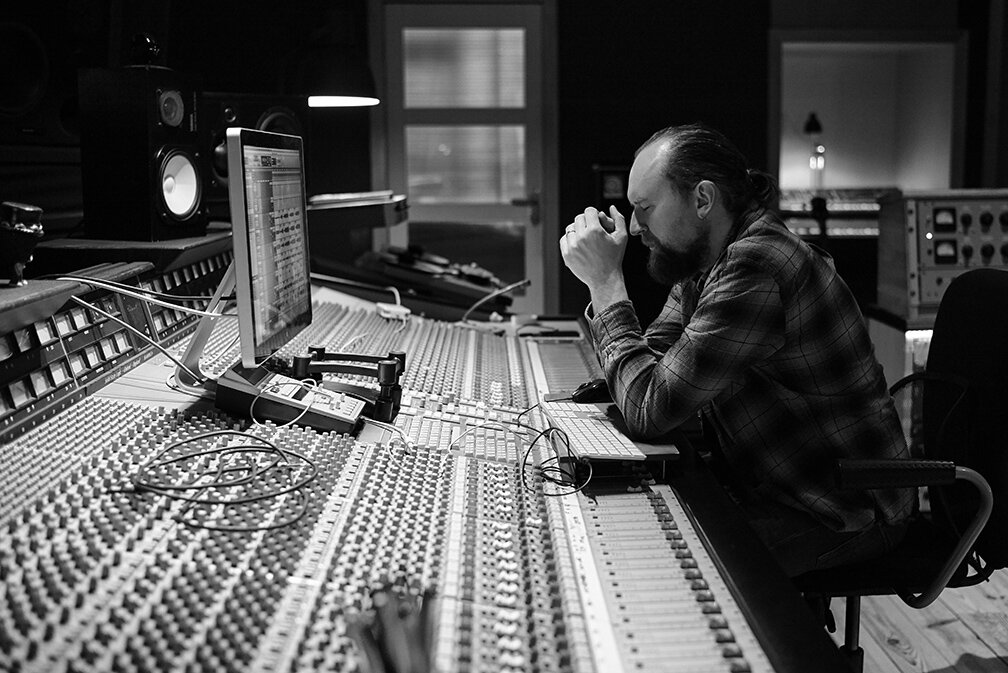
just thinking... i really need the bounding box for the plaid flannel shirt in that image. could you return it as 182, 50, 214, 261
589, 208, 916, 532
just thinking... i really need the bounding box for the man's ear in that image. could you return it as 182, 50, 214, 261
694, 180, 716, 219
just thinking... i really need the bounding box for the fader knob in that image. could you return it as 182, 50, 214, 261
980, 211, 994, 231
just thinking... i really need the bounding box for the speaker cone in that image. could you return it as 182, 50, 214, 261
159, 148, 200, 219
210, 105, 302, 188
256, 106, 301, 136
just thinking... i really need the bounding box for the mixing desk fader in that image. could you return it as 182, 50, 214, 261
572, 488, 772, 672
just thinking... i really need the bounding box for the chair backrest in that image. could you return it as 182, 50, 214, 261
923, 268, 1008, 572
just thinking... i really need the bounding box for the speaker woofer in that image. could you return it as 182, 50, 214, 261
256, 106, 301, 135
210, 105, 303, 188
199, 93, 308, 220
158, 148, 201, 220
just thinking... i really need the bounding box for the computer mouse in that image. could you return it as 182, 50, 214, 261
571, 378, 612, 403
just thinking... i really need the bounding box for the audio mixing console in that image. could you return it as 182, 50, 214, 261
0, 267, 849, 673
0, 396, 772, 673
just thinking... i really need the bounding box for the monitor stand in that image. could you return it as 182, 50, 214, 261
175, 261, 236, 392
174, 262, 367, 434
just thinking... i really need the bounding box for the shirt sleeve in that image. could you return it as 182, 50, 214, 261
590, 262, 786, 439
643, 288, 685, 355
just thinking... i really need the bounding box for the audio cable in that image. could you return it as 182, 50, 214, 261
310, 272, 403, 307
449, 420, 529, 462
362, 417, 413, 469
70, 295, 207, 385
59, 273, 248, 391
57, 274, 238, 319
126, 429, 319, 532
248, 377, 330, 429
56, 272, 233, 303
459, 278, 532, 323
520, 426, 593, 497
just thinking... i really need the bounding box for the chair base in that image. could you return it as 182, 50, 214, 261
803, 593, 864, 673
839, 643, 864, 673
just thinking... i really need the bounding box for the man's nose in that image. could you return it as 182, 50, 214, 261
629, 213, 642, 235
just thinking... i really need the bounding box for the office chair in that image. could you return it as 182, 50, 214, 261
793, 268, 1008, 673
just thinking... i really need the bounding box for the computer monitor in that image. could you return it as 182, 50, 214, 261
226, 127, 312, 368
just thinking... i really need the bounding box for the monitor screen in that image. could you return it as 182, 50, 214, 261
226, 127, 312, 368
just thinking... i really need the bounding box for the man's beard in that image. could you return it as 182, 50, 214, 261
646, 236, 710, 285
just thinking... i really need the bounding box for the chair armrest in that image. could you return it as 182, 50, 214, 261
904, 466, 994, 608
836, 459, 993, 609
836, 458, 955, 490
888, 370, 968, 397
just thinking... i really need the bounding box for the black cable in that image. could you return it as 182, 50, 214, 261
515, 402, 540, 426
174, 486, 312, 532
504, 419, 540, 435
538, 454, 593, 495
134, 444, 312, 502
519, 426, 592, 496
127, 430, 319, 532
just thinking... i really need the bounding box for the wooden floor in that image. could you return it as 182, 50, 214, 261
828, 570, 1008, 672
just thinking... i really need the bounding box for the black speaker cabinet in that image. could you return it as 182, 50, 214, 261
79, 66, 206, 241
199, 92, 309, 219
0, 15, 84, 147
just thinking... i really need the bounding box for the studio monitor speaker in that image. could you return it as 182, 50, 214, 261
79, 66, 206, 241
199, 92, 309, 219
0, 16, 82, 147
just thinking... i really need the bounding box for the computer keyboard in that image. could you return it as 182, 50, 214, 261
540, 400, 647, 461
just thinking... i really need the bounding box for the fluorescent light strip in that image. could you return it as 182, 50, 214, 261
308, 95, 380, 108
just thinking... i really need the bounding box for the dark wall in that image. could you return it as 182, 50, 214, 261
556, 1, 773, 317
957, 0, 993, 188
0, 0, 372, 240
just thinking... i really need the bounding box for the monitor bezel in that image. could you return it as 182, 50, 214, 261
226, 126, 312, 369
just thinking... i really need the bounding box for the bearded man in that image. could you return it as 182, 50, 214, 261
559, 122, 915, 577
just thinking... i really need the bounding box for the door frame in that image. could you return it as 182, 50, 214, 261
368, 0, 560, 313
